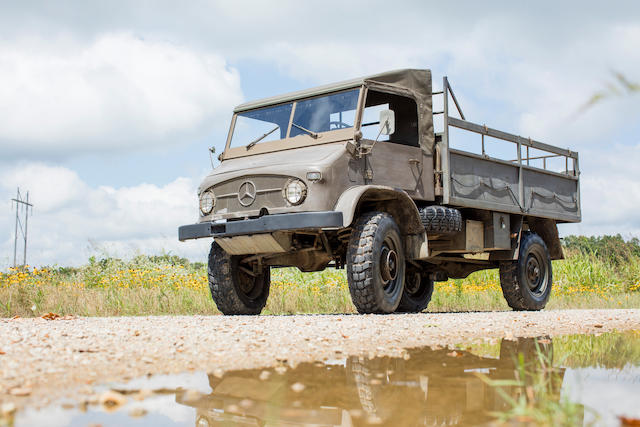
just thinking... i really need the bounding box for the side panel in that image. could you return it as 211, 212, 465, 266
523, 169, 580, 219
448, 151, 580, 222
450, 153, 519, 211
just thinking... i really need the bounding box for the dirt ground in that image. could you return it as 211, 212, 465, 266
0, 309, 638, 410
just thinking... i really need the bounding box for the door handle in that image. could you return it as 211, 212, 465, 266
408, 158, 420, 164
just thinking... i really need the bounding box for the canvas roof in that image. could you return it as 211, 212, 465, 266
234, 69, 435, 151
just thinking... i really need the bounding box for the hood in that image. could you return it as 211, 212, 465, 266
199, 142, 347, 193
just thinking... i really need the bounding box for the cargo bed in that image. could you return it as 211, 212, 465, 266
435, 77, 581, 223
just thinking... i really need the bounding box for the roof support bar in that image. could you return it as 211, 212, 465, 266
445, 79, 465, 120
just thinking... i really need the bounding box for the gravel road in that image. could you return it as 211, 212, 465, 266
1, 309, 638, 409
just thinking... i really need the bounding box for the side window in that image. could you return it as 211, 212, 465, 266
361, 91, 419, 147
361, 103, 390, 141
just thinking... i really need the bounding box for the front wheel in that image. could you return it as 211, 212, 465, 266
347, 212, 405, 314
208, 242, 270, 315
499, 232, 552, 311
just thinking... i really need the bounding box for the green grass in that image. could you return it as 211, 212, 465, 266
476, 331, 640, 426
1, 237, 639, 317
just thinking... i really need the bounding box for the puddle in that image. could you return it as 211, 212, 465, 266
10, 332, 640, 426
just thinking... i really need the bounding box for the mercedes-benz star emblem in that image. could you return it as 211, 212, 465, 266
237, 181, 257, 207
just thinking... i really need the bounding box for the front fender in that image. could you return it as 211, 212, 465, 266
333, 185, 424, 234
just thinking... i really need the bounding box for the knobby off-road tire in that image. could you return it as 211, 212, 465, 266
347, 212, 405, 314
396, 270, 434, 313
208, 242, 270, 315
499, 232, 552, 311
419, 205, 462, 234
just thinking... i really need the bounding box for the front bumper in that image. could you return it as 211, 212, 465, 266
178, 211, 343, 241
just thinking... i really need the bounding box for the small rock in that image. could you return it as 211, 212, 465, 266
239, 399, 253, 408
129, 407, 148, 418
290, 382, 305, 392
259, 370, 271, 381
225, 404, 240, 413
1, 402, 17, 417
99, 390, 127, 411
9, 386, 32, 396
41, 312, 60, 321
619, 415, 640, 426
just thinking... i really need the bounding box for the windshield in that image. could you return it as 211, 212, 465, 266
228, 89, 360, 149
289, 89, 359, 137
229, 102, 293, 149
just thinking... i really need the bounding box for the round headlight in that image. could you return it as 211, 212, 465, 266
283, 179, 307, 205
199, 190, 215, 215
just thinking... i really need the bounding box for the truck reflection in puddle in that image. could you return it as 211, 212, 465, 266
177, 337, 567, 426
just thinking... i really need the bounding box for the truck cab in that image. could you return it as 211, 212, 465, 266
179, 69, 580, 315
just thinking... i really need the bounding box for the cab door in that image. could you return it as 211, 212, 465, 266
361, 91, 430, 199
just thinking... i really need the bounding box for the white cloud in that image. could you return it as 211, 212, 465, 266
0, 163, 210, 268
0, 32, 242, 155
233, 3, 640, 149
565, 144, 640, 237
1, 1, 640, 267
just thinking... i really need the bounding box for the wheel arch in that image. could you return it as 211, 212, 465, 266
526, 217, 564, 260
334, 185, 424, 235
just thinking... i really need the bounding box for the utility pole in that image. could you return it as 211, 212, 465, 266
11, 188, 33, 268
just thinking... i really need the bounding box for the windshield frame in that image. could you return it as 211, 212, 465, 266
222, 86, 365, 160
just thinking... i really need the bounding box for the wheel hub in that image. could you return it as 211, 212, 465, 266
380, 246, 398, 283
526, 255, 543, 291
405, 271, 421, 294
236, 263, 261, 298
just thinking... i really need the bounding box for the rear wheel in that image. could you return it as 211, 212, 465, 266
347, 212, 405, 314
208, 242, 270, 315
499, 232, 552, 311
396, 270, 433, 313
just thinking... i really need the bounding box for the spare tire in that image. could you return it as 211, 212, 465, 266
419, 206, 462, 234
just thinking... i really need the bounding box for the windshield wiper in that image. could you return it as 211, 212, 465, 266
246, 125, 279, 150
291, 122, 319, 139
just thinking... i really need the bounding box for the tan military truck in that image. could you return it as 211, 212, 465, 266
179, 69, 581, 315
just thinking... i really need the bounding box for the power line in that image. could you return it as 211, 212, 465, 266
11, 187, 33, 268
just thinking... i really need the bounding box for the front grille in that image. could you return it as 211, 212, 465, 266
212, 175, 289, 214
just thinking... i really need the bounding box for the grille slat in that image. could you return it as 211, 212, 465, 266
212, 176, 289, 214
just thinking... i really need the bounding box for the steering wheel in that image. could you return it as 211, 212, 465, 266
329, 120, 351, 130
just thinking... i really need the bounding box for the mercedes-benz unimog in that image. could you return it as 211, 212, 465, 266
179, 69, 581, 315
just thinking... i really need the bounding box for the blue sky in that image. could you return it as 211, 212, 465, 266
1, 1, 639, 268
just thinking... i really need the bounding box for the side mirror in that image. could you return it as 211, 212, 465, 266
379, 109, 395, 135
